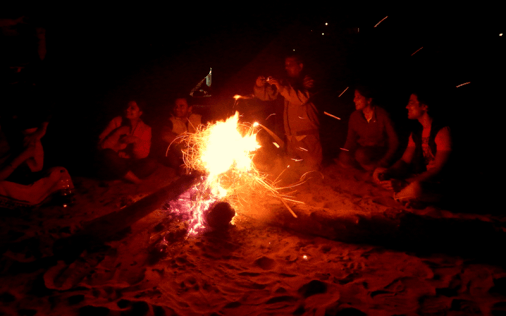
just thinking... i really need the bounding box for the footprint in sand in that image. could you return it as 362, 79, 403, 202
254, 256, 276, 270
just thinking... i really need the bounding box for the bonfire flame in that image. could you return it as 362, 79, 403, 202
167, 111, 301, 236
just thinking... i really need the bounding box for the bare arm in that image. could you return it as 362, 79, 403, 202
377, 134, 415, 181
23, 121, 49, 146
0, 145, 36, 181
98, 117, 122, 149
277, 84, 311, 106
100, 127, 130, 151
409, 127, 451, 183
25, 141, 44, 172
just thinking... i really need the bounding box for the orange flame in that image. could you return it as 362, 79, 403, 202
168, 111, 302, 235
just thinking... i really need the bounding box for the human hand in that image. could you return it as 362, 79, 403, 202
255, 76, 267, 87
303, 76, 314, 89
267, 77, 280, 89
379, 180, 394, 191
120, 135, 138, 144
23, 132, 40, 147
116, 126, 130, 135
19, 143, 37, 161
372, 167, 388, 184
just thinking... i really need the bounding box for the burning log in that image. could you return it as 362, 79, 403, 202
206, 202, 235, 231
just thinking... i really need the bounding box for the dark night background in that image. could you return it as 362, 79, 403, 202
2, 3, 505, 185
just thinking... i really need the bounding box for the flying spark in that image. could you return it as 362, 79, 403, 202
338, 86, 349, 97
411, 47, 423, 56
374, 16, 388, 28
324, 111, 341, 120
340, 148, 349, 152
265, 113, 276, 121
456, 82, 471, 88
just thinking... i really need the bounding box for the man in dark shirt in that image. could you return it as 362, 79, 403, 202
339, 85, 399, 171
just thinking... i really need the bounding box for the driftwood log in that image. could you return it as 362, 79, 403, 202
260, 203, 506, 265
53, 174, 200, 263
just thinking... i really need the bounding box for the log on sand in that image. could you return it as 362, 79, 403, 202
53, 174, 200, 261
45, 175, 200, 290
263, 203, 506, 265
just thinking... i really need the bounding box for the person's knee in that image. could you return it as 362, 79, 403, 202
338, 151, 354, 166
354, 147, 371, 165
133, 158, 158, 179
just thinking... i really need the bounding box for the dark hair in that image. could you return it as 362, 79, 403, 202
285, 53, 304, 65
410, 86, 448, 118
411, 90, 432, 107
355, 84, 374, 100
18, 115, 41, 131
173, 96, 191, 107
129, 99, 147, 112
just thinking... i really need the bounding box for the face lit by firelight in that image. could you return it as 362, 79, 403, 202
174, 98, 191, 118
285, 57, 303, 78
353, 90, 371, 111
406, 94, 427, 120
124, 101, 142, 120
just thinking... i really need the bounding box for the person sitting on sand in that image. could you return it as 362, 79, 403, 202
160, 97, 202, 173
373, 90, 452, 205
97, 100, 157, 184
0, 119, 73, 209
338, 85, 399, 171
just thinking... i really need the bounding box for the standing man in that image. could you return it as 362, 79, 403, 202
254, 54, 322, 171
373, 90, 452, 205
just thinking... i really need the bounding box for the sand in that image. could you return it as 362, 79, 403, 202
1, 163, 506, 316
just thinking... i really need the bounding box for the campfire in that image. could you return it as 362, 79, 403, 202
165, 111, 300, 236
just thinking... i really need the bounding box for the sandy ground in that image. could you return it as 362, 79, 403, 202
1, 163, 506, 316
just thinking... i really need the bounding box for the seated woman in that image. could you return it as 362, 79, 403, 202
338, 85, 399, 171
0, 120, 73, 209
97, 100, 157, 183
